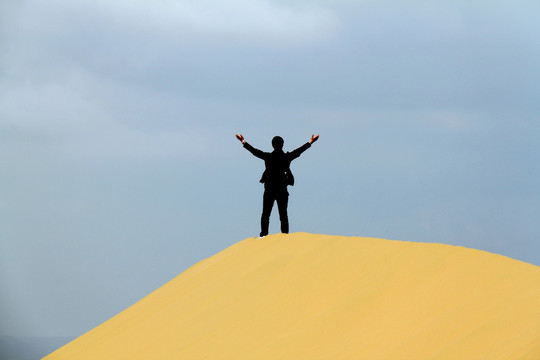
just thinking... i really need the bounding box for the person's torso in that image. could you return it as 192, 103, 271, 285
262, 151, 292, 187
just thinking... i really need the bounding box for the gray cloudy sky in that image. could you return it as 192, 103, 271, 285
1, 0, 539, 341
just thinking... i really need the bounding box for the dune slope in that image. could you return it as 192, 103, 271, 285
44, 233, 540, 359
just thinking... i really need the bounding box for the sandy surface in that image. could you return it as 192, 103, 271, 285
43, 233, 540, 359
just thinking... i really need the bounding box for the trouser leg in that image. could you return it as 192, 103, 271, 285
276, 191, 289, 234
260, 190, 275, 237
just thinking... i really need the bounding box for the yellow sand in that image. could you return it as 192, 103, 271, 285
44, 233, 540, 359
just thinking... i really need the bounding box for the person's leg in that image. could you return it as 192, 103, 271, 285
276, 189, 289, 234
260, 190, 275, 237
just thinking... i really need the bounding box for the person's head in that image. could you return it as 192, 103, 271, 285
272, 136, 284, 150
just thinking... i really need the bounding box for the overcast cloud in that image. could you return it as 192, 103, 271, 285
1, 1, 539, 352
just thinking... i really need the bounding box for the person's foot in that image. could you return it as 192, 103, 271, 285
259, 232, 268, 237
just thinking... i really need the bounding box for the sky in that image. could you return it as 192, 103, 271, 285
1, 0, 539, 342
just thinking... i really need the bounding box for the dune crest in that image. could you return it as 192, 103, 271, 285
44, 233, 540, 359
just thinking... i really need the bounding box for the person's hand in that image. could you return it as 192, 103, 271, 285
235, 134, 246, 144
309, 134, 319, 144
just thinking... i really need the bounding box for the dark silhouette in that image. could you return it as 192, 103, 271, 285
236, 133, 319, 237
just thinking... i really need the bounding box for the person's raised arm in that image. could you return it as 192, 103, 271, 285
289, 134, 319, 159
235, 133, 266, 159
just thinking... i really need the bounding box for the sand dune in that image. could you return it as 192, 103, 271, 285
44, 233, 540, 359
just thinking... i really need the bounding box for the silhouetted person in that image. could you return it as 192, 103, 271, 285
236, 133, 319, 237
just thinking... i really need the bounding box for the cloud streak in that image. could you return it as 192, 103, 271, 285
9, 0, 339, 44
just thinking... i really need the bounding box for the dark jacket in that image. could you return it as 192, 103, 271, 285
243, 142, 311, 188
